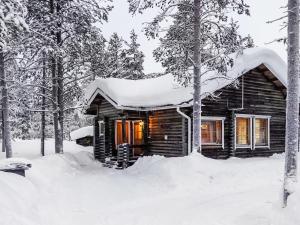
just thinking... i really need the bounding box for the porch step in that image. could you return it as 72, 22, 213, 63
103, 158, 117, 168
103, 155, 139, 169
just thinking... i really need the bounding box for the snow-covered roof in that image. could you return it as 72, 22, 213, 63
70, 126, 93, 140
84, 47, 287, 111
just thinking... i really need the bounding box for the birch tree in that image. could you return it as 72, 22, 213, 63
128, 0, 251, 152
283, 0, 300, 207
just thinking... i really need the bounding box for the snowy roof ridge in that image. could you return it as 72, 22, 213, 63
84, 47, 287, 111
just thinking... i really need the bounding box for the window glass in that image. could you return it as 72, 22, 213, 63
115, 121, 130, 145
133, 121, 144, 145
99, 121, 104, 136
236, 117, 250, 146
201, 120, 222, 145
255, 118, 268, 146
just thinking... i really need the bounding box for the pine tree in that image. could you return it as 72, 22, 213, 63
128, 0, 251, 152
121, 30, 145, 80
21, 0, 111, 154
106, 33, 123, 78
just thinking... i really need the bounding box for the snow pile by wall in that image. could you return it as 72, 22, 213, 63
70, 126, 93, 140
84, 47, 287, 110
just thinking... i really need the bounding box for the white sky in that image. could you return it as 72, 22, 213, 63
102, 0, 287, 74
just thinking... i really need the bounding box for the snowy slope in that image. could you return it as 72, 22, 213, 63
0, 139, 299, 225
84, 47, 287, 110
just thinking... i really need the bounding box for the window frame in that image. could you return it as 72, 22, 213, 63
98, 120, 105, 137
234, 114, 271, 150
234, 115, 253, 149
201, 116, 225, 149
114, 120, 131, 145
253, 116, 270, 149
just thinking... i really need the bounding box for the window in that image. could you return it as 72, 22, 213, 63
201, 117, 224, 148
236, 117, 251, 146
133, 121, 144, 145
99, 121, 105, 136
235, 115, 270, 149
115, 120, 131, 145
255, 118, 269, 147
201, 121, 222, 145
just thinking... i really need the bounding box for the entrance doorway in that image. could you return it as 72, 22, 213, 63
115, 120, 145, 156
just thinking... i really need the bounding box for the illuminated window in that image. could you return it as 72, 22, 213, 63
255, 118, 269, 146
133, 121, 144, 145
235, 115, 270, 149
236, 117, 251, 146
201, 120, 222, 145
115, 120, 130, 145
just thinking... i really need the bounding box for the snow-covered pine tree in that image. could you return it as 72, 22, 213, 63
128, 0, 251, 152
0, 0, 28, 158
283, 0, 300, 207
121, 30, 145, 80
106, 33, 123, 78
22, 0, 111, 154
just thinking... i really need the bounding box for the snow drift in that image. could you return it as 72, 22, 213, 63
0, 140, 300, 225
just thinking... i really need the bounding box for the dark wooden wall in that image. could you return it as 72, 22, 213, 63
75, 136, 93, 146
201, 67, 286, 158
148, 109, 187, 157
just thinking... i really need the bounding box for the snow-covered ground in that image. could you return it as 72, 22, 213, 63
0, 139, 299, 225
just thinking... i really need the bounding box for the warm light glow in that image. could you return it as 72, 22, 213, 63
201, 120, 222, 144
201, 124, 208, 129
236, 117, 250, 145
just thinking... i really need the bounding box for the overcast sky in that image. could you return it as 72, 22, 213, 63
102, 0, 287, 74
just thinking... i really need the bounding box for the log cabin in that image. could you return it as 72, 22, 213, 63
83, 47, 288, 168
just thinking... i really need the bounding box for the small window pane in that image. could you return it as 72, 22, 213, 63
201, 120, 222, 145
236, 117, 250, 146
99, 121, 104, 136
255, 118, 268, 146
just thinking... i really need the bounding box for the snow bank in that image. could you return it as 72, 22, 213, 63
84, 47, 287, 110
70, 126, 93, 140
1, 139, 299, 225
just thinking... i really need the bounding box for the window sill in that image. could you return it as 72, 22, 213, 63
236, 145, 251, 149
253, 146, 270, 149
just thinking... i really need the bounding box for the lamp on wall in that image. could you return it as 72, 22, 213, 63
139, 121, 144, 127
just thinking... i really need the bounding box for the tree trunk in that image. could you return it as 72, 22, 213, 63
0, 49, 12, 158
283, 0, 300, 207
51, 55, 59, 153
192, 0, 202, 153
1, 105, 5, 153
56, 0, 63, 153
50, 0, 60, 153
57, 56, 63, 153
41, 55, 46, 156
